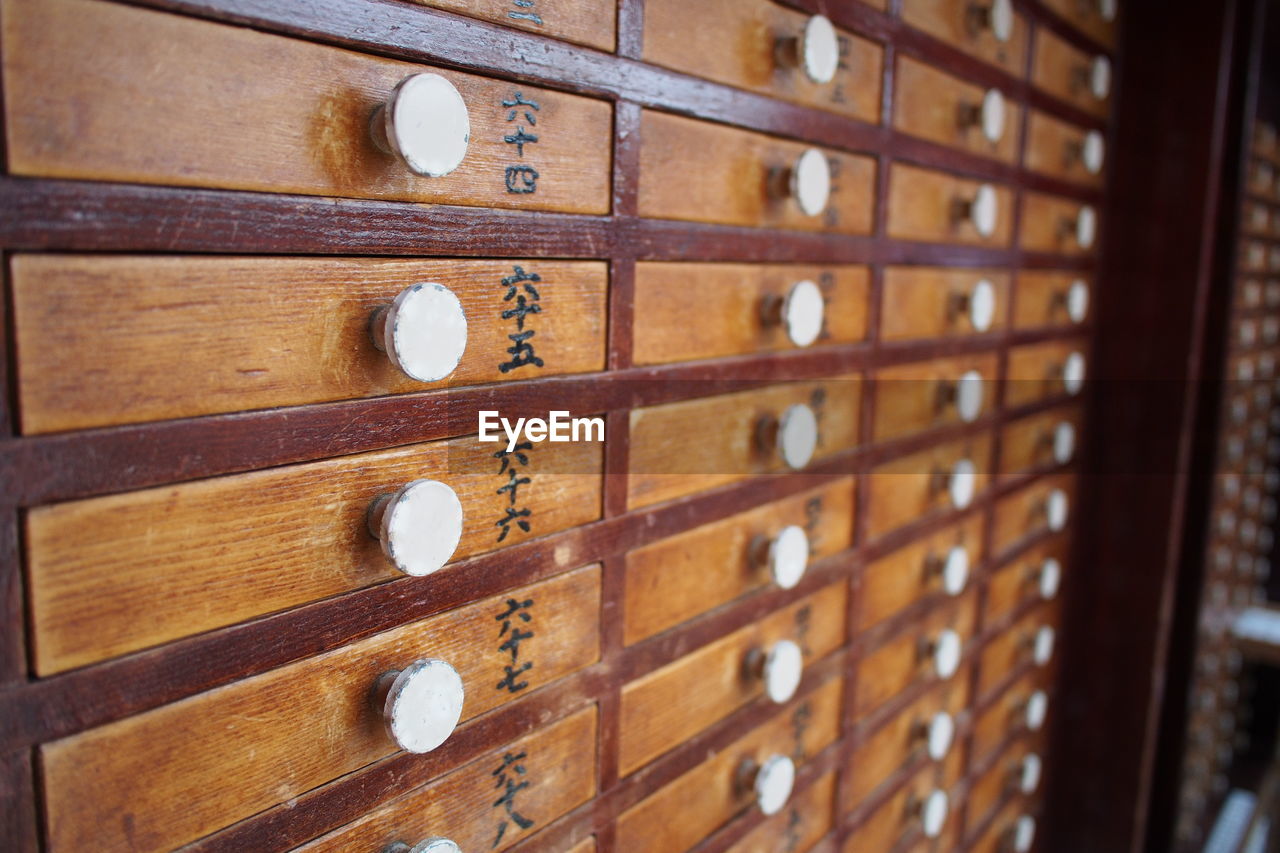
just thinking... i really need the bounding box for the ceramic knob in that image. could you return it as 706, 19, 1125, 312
1089, 55, 1112, 100
965, 183, 999, 237
1053, 421, 1076, 464
800, 15, 840, 84
1038, 557, 1062, 600
1081, 130, 1106, 175
792, 148, 831, 217
953, 369, 985, 423
963, 88, 1007, 143
371, 73, 470, 177
769, 525, 810, 590
925, 711, 956, 761
386, 840, 462, 853
1098, 0, 1118, 22
929, 628, 963, 679
975, 0, 1015, 42
1032, 625, 1056, 665
1075, 204, 1098, 249
784, 279, 825, 347
778, 404, 819, 470
1011, 815, 1037, 853
1045, 488, 1069, 531
1025, 689, 1048, 730
931, 545, 970, 596
760, 639, 804, 704
379, 659, 465, 754
370, 479, 465, 577
1063, 351, 1086, 395
1066, 278, 1090, 323
949, 457, 977, 509
920, 789, 950, 839
748, 754, 796, 816
372, 283, 468, 382
1019, 754, 1043, 794
966, 278, 997, 332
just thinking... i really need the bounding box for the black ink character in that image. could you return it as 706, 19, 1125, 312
491, 751, 535, 847
505, 165, 540, 194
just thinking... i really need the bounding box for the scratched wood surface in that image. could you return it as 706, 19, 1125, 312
12, 256, 608, 434
27, 436, 602, 674
871, 352, 1000, 440
1011, 270, 1091, 329
857, 515, 985, 632
864, 434, 994, 540
880, 267, 1010, 341
2, 0, 612, 213
40, 566, 600, 853
899, 0, 1031, 76
1020, 191, 1098, 254
1025, 110, 1106, 188
1032, 27, 1111, 120
984, 535, 1069, 625
990, 472, 1077, 554
886, 164, 1015, 246
632, 262, 870, 365
893, 56, 1022, 164
998, 405, 1083, 475
410, 0, 617, 50
618, 582, 846, 775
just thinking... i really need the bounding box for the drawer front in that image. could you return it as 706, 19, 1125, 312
638, 111, 876, 233
41, 566, 601, 853
893, 57, 1021, 163
1025, 110, 1106, 187
976, 602, 1063, 698
1006, 339, 1087, 409
967, 737, 1043, 835
900, 0, 1030, 76
1012, 271, 1092, 329
624, 479, 855, 644
985, 536, 1069, 626
13, 256, 608, 434
841, 762, 962, 853
887, 164, 1015, 246
414, 0, 616, 50
3, 0, 611, 213
1032, 28, 1112, 118
872, 352, 999, 440
627, 377, 861, 509
643, 0, 882, 121
617, 677, 842, 853
619, 583, 847, 775
880, 267, 1010, 341
999, 406, 1083, 476
725, 771, 838, 853
1038, 0, 1118, 47
865, 435, 994, 540
857, 516, 985, 632
298, 707, 597, 852
972, 673, 1054, 765
29, 435, 602, 674
970, 799, 1042, 853
991, 473, 1077, 554
1021, 191, 1100, 255
633, 263, 870, 365
853, 593, 977, 717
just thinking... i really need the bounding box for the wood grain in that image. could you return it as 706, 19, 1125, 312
40, 566, 601, 853
2, 0, 612, 213
638, 111, 876, 233
623, 479, 854, 644
968, 796, 1037, 853
880, 267, 1010, 341
893, 56, 1021, 164
840, 761, 958, 853
899, 0, 1030, 77
1031, 27, 1111, 120
871, 352, 1000, 440
886, 164, 1014, 246
971, 672, 1053, 766
724, 770, 837, 853
984, 535, 1069, 626
633, 262, 870, 365
966, 735, 1039, 834
12, 256, 608, 434
1011, 270, 1091, 329
410, 0, 616, 51
1025, 110, 1106, 188
643, 0, 882, 122
28, 435, 603, 674
864, 434, 993, 541
857, 515, 985, 632
998, 405, 1083, 475
1005, 339, 1086, 409
618, 582, 846, 775
975, 602, 1063, 699
627, 377, 861, 509
990, 473, 1077, 555
1020, 191, 1098, 255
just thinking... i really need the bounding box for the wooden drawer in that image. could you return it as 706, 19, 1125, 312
412, 0, 615, 50
857, 516, 985, 633
627, 377, 861, 509
1025, 110, 1106, 187
999, 406, 1083, 476
985, 536, 1069, 626
28, 435, 602, 674
970, 798, 1041, 853
643, 0, 882, 122
841, 762, 962, 853
844, 672, 971, 811
298, 707, 597, 852
887, 164, 1015, 246
725, 771, 838, 853
976, 602, 1063, 699
13, 256, 607, 434
1038, 0, 1118, 47
2, 0, 611, 213
1012, 271, 1091, 330
624, 479, 854, 644
1032, 28, 1112, 119
638, 111, 876, 233
619, 582, 846, 775
991, 473, 1077, 554
900, 0, 1030, 77
872, 352, 999, 440
893, 57, 1021, 163
972, 673, 1054, 766
41, 565, 602, 853
617, 676, 842, 853
1006, 339, 1087, 409
633, 263, 870, 366
968, 742, 1044, 837
865, 434, 994, 540
881, 268, 1010, 341
1020, 192, 1100, 255
853, 592, 977, 717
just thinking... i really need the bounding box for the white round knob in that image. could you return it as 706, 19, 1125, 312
410, 840, 461, 853
1046, 488, 1069, 531
950, 457, 977, 509
981, 88, 1007, 143
755, 755, 796, 815
1075, 205, 1098, 249
970, 183, 999, 237
792, 148, 831, 217
942, 545, 970, 596
1053, 421, 1076, 464
1020, 754, 1043, 794
1039, 557, 1062, 600
956, 369, 985, 423
1098, 0, 1118, 22
375, 283, 468, 382
770, 525, 810, 590
1033, 625, 1056, 666
933, 629, 962, 679
374, 479, 465, 577
382, 659, 465, 754
1026, 690, 1048, 730
922, 789, 950, 839
763, 639, 804, 704
778, 404, 819, 470
1012, 815, 1037, 852
970, 278, 997, 332
1067, 279, 1090, 323
927, 711, 956, 761
376, 73, 471, 178
784, 279, 824, 347
1063, 351, 1086, 395
801, 15, 840, 84
1082, 130, 1106, 175
1090, 56, 1112, 100
989, 0, 1014, 42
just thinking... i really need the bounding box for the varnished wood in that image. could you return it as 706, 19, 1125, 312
990, 473, 1077, 555
1037, 0, 1117, 48
998, 405, 1082, 475
886, 164, 1015, 246
967, 796, 1035, 853
975, 602, 1063, 700
893, 56, 1022, 164
970, 672, 1054, 767
1020, 192, 1098, 255
1004, 339, 1086, 409
899, 0, 1030, 77
724, 770, 837, 853
839, 760, 960, 853
880, 267, 1010, 341
1031, 27, 1111, 120
865, 434, 993, 540
872, 353, 1000, 439
966, 734, 1041, 835
1025, 110, 1106, 188
984, 535, 1068, 625
1011, 271, 1091, 329
857, 516, 985, 632
411, 0, 616, 50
